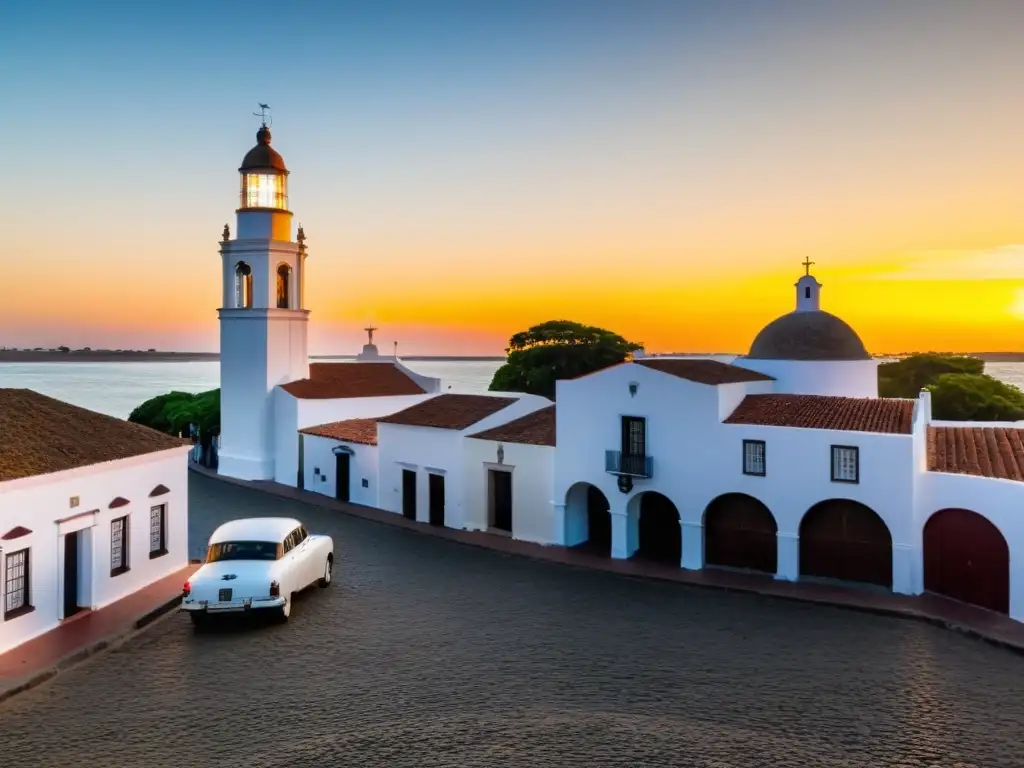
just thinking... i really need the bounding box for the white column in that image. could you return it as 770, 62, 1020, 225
681, 520, 703, 570
775, 532, 799, 581
1010, 556, 1024, 622
891, 543, 916, 595
552, 503, 566, 546
610, 509, 638, 560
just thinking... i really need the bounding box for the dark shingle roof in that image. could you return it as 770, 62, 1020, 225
468, 405, 556, 446
746, 310, 870, 361
724, 394, 914, 434
634, 358, 774, 385
378, 394, 518, 431
300, 418, 378, 446
0, 389, 189, 482
280, 363, 426, 399
928, 425, 1024, 481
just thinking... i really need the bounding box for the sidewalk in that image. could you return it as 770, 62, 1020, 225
0, 564, 198, 704
192, 464, 1024, 656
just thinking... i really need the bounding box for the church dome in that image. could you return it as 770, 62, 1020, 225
239, 125, 287, 173
747, 310, 870, 361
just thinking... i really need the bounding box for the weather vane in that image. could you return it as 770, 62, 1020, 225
802, 257, 815, 276
253, 103, 272, 127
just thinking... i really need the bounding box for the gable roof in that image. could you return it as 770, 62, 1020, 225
724, 394, 914, 434
300, 417, 378, 446
634, 358, 774, 385
0, 389, 189, 482
378, 394, 518, 431
468, 405, 556, 446
280, 362, 425, 400
928, 425, 1024, 481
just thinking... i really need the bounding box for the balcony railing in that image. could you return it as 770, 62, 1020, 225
605, 450, 653, 479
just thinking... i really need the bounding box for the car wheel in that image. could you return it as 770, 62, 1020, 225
189, 612, 208, 628
277, 596, 291, 622
318, 555, 333, 588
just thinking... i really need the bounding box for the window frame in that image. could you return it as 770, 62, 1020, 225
4, 547, 33, 620
742, 439, 766, 477
830, 445, 860, 484
110, 515, 131, 577
620, 415, 647, 458
149, 504, 168, 559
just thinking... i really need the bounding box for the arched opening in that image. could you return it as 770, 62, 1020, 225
276, 263, 292, 309
703, 493, 777, 574
799, 499, 892, 587
634, 492, 680, 565
565, 483, 611, 556
235, 262, 253, 308
924, 508, 1009, 614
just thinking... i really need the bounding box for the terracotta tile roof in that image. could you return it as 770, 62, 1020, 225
468, 405, 556, 446
928, 425, 1024, 481
634, 358, 774, 385
0, 389, 189, 482
300, 417, 378, 446
724, 394, 914, 434
378, 394, 518, 431
280, 363, 425, 399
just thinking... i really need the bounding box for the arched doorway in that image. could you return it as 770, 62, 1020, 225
924, 508, 1009, 614
565, 483, 611, 556
235, 262, 253, 308
704, 494, 777, 574
276, 263, 292, 309
800, 500, 892, 587
634, 492, 681, 564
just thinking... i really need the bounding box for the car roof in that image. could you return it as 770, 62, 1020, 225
208, 517, 302, 545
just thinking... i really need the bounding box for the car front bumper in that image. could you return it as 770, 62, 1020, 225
180, 595, 286, 614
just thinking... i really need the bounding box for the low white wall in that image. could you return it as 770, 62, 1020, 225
301, 434, 379, 507
734, 358, 880, 398
378, 424, 465, 526
0, 448, 190, 655
464, 439, 556, 544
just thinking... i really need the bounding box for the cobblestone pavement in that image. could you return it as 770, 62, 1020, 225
2, 474, 1022, 768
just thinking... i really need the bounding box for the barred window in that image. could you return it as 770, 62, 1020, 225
111, 516, 130, 575
4, 548, 30, 618
149, 505, 167, 556
831, 446, 860, 483
743, 440, 766, 476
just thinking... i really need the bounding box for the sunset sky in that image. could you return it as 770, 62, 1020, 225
2, 1, 1023, 355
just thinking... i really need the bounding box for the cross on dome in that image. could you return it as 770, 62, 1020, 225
802, 257, 815, 276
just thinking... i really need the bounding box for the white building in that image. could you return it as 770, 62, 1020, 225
0, 390, 191, 655
215, 123, 1024, 625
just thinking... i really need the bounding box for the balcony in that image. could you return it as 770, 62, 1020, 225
605, 450, 653, 479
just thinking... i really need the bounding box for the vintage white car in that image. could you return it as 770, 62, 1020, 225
181, 517, 333, 624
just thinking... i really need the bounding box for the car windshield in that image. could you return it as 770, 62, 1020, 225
206, 541, 280, 563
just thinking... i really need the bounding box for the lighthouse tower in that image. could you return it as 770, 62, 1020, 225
217, 119, 310, 480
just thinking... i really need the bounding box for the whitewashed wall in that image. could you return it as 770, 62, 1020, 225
0, 447, 190, 654
733, 358, 879, 398
463, 439, 556, 544
301, 434, 379, 508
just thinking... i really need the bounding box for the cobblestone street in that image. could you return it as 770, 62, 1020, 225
1, 472, 1022, 767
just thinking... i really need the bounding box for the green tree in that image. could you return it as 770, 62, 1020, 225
928, 374, 1024, 421
489, 320, 642, 400
129, 389, 220, 441
878, 352, 983, 398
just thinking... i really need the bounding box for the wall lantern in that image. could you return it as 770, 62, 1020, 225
628, 382, 639, 398
617, 475, 633, 494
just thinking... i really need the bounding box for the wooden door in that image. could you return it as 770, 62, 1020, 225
335, 453, 351, 502
428, 474, 445, 527
704, 494, 778, 574
924, 508, 1009, 614
800, 500, 892, 587
491, 470, 513, 532
402, 469, 417, 520
63, 531, 81, 619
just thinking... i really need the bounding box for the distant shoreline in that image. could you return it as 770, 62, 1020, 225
0, 350, 508, 364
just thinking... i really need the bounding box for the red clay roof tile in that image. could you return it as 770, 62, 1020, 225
927, 425, 1024, 481
634, 359, 774, 385
379, 394, 518, 431
300, 418, 378, 446
724, 394, 914, 434
468, 405, 556, 446
280, 363, 425, 399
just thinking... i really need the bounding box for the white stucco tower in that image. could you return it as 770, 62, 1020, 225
217, 119, 310, 480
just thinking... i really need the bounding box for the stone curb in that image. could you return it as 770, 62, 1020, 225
189, 464, 1024, 657
0, 592, 185, 706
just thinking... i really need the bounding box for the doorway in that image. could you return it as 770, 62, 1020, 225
402, 469, 417, 520
428, 474, 445, 527
335, 452, 351, 502
490, 470, 513, 533
63, 531, 82, 619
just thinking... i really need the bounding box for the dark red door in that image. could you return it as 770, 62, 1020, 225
704, 494, 778, 574
800, 500, 892, 587
924, 508, 1009, 614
